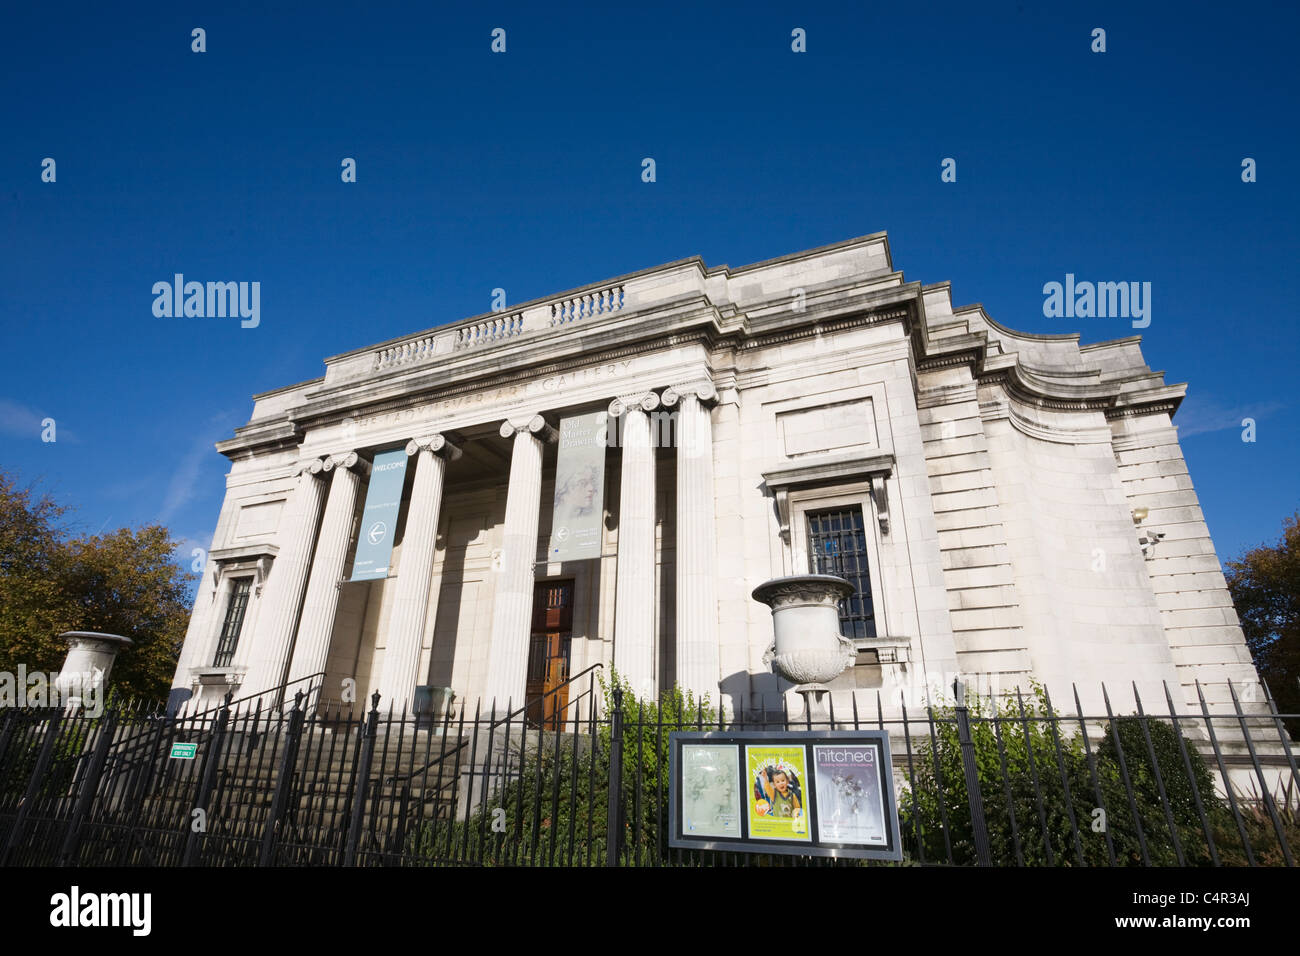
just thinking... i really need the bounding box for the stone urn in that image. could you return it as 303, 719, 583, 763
54, 631, 132, 715
751, 575, 857, 719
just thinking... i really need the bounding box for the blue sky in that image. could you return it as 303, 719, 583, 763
1, 1, 1296, 586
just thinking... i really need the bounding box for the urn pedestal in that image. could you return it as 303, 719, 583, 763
751, 575, 856, 722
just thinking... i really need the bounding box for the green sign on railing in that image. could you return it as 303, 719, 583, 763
170, 742, 197, 760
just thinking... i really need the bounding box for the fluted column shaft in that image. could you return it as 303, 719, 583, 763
240, 461, 327, 701
667, 385, 721, 701
483, 415, 554, 712
376, 435, 458, 713
285, 453, 368, 702
611, 394, 658, 699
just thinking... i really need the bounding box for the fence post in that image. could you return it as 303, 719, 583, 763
344, 692, 380, 867
183, 693, 233, 866
58, 708, 119, 866
1, 708, 63, 866
258, 690, 306, 867
0, 710, 18, 777
952, 680, 993, 866
605, 684, 624, 867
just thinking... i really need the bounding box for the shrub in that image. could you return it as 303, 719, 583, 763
408, 672, 717, 866
899, 685, 1222, 866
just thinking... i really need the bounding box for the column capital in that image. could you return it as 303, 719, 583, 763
499, 414, 557, 442
406, 433, 462, 461
661, 381, 718, 408
321, 451, 371, 477
294, 456, 328, 477
608, 391, 661, 417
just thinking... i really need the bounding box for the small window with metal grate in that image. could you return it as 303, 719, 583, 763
805, 506, 876, 639
213, 577, 253, 667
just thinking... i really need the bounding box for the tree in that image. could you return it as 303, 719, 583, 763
1225, 512, 1300, 726
0, 469, 194, 703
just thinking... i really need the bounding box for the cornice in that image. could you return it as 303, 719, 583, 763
216, 236, 1190, 459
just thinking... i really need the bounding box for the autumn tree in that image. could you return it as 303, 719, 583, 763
0, 469, 194, 703
1225, 512, 1300, 727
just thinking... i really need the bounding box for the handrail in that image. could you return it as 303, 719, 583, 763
171, 671, 329, 721
386, 663, 604, 784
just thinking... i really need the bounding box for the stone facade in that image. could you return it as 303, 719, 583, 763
171, 234, 1262, 718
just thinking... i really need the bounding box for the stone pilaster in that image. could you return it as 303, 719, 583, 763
483, 415, 556, 712
610, 392, 660, 699
240, 459, 328, 703
284, 452, 370, 704
663, 383, 721, 702
375, 434, 460, 713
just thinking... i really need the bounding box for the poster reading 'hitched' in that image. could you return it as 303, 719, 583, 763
680, 744, 741, 838
745, 745, 812, 841
812, 744, 887, 846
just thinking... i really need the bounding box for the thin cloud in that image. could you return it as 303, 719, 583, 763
156, 412, 239, 526
157, 440, 211, 525
1174, 396, 1284, 439
0, 397, 75, 442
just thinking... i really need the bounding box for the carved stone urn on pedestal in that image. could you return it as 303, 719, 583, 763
751, 575, 856, 722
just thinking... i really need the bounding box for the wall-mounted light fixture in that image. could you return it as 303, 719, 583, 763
1132, 505, 1165, 557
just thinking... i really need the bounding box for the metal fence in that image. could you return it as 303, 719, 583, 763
1, 670, 1296, 867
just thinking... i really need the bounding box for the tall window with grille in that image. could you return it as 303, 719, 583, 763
805, 506, 876, 639
213, 577, 252, 667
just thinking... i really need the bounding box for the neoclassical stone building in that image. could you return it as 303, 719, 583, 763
170, 234, 1261, 718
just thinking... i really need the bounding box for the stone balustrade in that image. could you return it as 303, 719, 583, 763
454, 311, 525, 350
549, 285, 623, 326
361, 282, 631, 376
373, 335, 438, 371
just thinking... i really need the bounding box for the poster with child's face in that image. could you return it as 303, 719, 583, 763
745, 745, 812, 841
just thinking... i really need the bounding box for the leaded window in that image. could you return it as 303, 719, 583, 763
806, 506, 876, 639
213, 578, 252, 667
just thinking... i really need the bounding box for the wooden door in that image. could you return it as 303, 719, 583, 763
526, 581, 573, 727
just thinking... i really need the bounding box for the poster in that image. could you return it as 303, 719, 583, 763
745, 745, 812, 841
680, 744, 741, 839
350, 448, 408, 581
812, 744, 888, 846
548, 410, 607, 562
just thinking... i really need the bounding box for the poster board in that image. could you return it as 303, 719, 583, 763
668, 730, 902, 861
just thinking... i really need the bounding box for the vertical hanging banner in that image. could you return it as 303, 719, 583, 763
548, 410, 607, 562
350, 448, 408, 581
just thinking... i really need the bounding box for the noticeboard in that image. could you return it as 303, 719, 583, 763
668, 730, 902, 861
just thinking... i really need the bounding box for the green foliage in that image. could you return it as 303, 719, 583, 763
1213, 776, 1300, 866
408, 671, 717, 866
0, 469, 194, 703
899, 685, 1222, 866
1225, 511, 1300, 733
0, 717, 92, 805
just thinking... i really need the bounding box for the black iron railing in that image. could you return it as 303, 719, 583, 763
0, 675, 1295, 867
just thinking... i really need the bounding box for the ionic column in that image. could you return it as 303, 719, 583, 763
663, 383, 721, 702
240, 458, 328, 703
483, 414, 556, 712
610, 392, 659, 700
285, 451, 370, 702
376, 434, 460, 713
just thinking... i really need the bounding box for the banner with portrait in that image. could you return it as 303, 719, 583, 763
548, 410, 607, 562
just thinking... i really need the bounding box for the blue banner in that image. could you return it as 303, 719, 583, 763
350, 449, 408, 581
